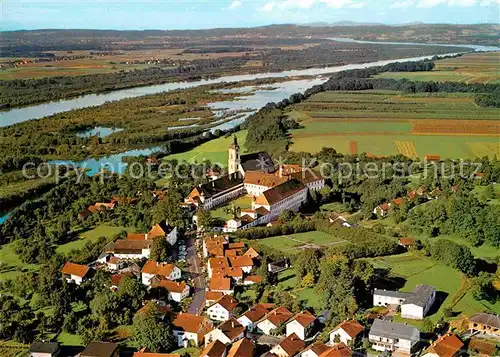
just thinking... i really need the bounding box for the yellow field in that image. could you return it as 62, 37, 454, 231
467, 142, 500, 158
395, 140, 418, 158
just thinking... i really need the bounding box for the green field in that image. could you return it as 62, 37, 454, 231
211, 195, 253, 221
374, 52, 500, 84
276, 269, 322, 312
0, 242, 40, 281
56, 224, 133, 254
288, 90, 500, 159
164, 130, 247, 166
368, 252, 500, 327
256, 231, 345, 253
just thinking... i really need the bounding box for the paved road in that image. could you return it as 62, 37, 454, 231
186, 236, 206, 315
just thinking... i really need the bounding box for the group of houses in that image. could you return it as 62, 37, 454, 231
185, 137, 325, 231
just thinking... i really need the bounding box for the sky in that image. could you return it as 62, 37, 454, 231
1, 0, 499, 31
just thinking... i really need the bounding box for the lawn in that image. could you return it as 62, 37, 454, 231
256, 231, 345, 252
276, 269, 322, 312
56, 224, 133, 254
287, 90, 500, 159
367, 252, 500, 327
0, 242, 40, 281
56, 332, 84, 346
171, 347, 201, 357
211, 195, 253, 221
374, 52, 500, 84
163, 130, 247, 166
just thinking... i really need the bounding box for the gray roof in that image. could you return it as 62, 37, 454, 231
29, 341, 59, 354
470, 313, 500, 329
81, 342, 119, 357
404, 284, 436, 307
369, 319, 420, 342
240, 152, 275, 173
374, 288, 413, 300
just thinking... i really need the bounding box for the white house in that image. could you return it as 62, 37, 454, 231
401, 285, 436, 320
329, 320, 364, 346
207, 295, 239, 322
209, 277, 234, 295
204, 318, 245, 346
228, 256, 254, 274
237, 303, 275, 332
60, 262, 90, 285
141, 260, 182, 286
106, 256, 124, 271
270, 333, 305, 357
155, 280, 190, 303
369, 319, 420, 354
257, 307, 293, 335
286, 311, 316, 340
373, 285, 436, 320
172, 313, 214, 347
148, 222, 178, 246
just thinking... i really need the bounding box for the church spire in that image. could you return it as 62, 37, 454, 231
228, 136, 240, 175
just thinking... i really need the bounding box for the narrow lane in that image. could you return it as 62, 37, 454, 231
186, 235, 206, 315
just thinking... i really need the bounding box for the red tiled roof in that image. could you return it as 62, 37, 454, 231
111, 272, 133, 286
141, 261, 176, 277
61, 262, 90, 278
229, 242, 246, 249
244, 171, 288, 188
254, 179, 306, 206
244, 247, 260, 259
303, 341, 330, 356
133, 352, 180, 357
425, 334, 463, 357
127, 233, 147, 240
227, 338, 254, 357
205, 291, 224, 303
228, 255, 253, 268
264, 307, 293, 327
155, 280, 188, 294
209, 257, 230, 270
244, 275, 263, 284
333, 320, 364, 339
291, 310, 316, 327
241, 303, 275, 323
209, 277, 232, 291
399, 237, 416, 246
201, 340, 227, 357
216, 318, 245, 340
319, 343, 352, 357
277, 333, 305, 356
172, 312, 213, 335
211, 294, 239, 312
108, 256, 120, 264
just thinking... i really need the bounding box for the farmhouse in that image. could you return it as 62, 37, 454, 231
468, 312, 500, 336
172, 312, 214, 347
285, 310, 316, 340
141, 261, 181, 286
373, 284, 436, 320
204, 318, 246, 346
269, 333, 305, 357
329, 320, 364, 346
423, 333, 463, 357
368, 319, 420, 354
399, 237, 416, 249
61, 262, 90, 285
207, 294, 239, 322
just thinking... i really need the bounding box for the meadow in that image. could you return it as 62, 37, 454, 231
254, 230, 346, 253
368, 252, 500, 327
287, 90, 500, 159
164, 130, 248, 165
374, 52, 500, 84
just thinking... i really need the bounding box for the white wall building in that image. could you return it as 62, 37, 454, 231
369, 319, 420, 354
285, 311, 316, 340
373, 285, 436, 320
206, 295, 239, 322
141, 261, 182, 286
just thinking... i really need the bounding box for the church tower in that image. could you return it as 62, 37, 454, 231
228, 136, 240, 175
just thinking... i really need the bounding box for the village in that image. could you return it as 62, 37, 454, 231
26, 139, 500, 357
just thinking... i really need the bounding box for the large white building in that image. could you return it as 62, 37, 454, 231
369, 319, 420, 354
185, 137, 325, 232
373, 285, 436, 320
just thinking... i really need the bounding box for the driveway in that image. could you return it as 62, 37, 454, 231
186, 236, 206, 315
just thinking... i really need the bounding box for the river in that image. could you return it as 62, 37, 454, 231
0, 39, 497, 223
